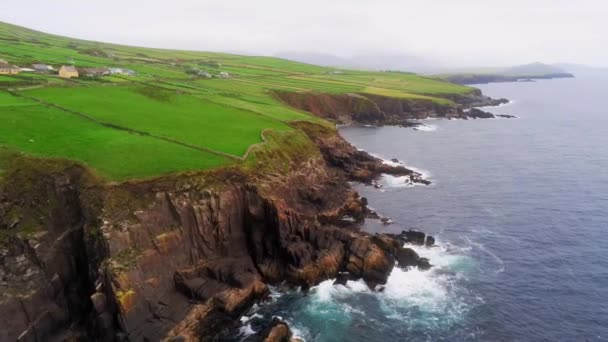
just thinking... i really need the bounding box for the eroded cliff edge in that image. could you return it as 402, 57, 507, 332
274, 89, 510, 126
0, 89, 504, 341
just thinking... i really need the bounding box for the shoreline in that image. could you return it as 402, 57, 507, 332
0, 89, 513, 341
226, 91, 516, 339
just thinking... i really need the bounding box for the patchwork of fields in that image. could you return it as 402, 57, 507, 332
0, 21, 473, 180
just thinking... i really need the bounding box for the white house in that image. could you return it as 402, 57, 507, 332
109, 67, 136, 76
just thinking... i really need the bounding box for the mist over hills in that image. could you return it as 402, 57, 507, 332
274, 52, 580, 80
274, 51, 440, 73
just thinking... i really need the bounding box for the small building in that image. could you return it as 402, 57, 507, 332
78, 67, 110, 77
218, 71, 231, 78
0, 62, 20, 75
58, 65, 79, 78
20, 68, 36, 72
32, 64, 54, 73
109, 67, 136, 76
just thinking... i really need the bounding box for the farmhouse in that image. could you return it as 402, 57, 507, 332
32, 64, 54, 72
78, 67, 110, 77
0, 62, 20, 75
58, 65, 79, 78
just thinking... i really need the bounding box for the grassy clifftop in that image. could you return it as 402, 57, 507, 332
0, 21, 473, 180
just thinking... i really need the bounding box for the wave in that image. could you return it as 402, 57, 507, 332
291, 240, 477, 339
463, 236, 505, 274
374, 154, 432, 180
231, 238, 482, 341
413, 124, 438, 132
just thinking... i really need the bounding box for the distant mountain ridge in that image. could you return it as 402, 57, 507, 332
438, 62, 575, 85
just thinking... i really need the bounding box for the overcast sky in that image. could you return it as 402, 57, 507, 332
2, 0, 607, 67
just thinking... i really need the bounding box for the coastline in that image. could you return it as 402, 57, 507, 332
0, 89, 513, 341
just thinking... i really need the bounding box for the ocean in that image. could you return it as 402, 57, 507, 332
235, 76, 608, 341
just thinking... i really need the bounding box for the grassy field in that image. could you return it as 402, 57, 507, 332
0, 21, 474, 181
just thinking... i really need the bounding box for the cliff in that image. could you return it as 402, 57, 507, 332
0, 87, 508, 341
0, 122, 431, 341
274, 90, 508, 126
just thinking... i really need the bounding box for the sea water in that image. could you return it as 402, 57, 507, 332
232, 75, 608, 341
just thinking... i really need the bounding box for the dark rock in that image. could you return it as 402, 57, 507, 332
91, 292, 107, 314
401, 230, 426, 245
466, 108, 495, 119
418, 258, 432, 270
380, 217, 392, 225
261, 318, 293, 342
496, 114, 517, 118
333, 272, 357, 286
395, 247, 421, 268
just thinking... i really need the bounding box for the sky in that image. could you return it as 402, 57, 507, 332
2, 0, 607, 68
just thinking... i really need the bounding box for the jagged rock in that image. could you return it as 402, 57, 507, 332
395, 247, 420, 268
260, 318, 302, 342
466, 108, 495, 119
401, 230, 427, 245
91, 292, 107, 313
1, 118, 439, 341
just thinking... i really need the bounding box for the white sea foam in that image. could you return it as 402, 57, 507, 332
413, 124, 438, 132
237, 323, 256, 337
380, 174, 415, 188
463, 237, 505, 273
371, 154, 432, 186
310, 239, 475, 329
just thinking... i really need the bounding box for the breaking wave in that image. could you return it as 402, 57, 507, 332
233, 239, 480, 341
413, 124, 438, 132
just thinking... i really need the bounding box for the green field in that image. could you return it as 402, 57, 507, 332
0, 21, 474, 180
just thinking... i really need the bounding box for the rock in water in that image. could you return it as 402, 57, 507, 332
466, 108, 495, 119
261, 318, 301, 342
402, 230, 427, 245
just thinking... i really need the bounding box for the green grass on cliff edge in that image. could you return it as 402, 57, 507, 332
0, 21, 473, 181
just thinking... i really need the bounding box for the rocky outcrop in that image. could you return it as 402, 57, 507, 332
260, 318, 301, 342
275, 90, 509, 127
0, 126, 434, 341
0, 165, 113, 342
3, 82, 479, 341
292, 121, 429, 185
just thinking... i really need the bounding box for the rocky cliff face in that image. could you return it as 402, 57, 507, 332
274, 90, 508, 126
0, 123, 431, 341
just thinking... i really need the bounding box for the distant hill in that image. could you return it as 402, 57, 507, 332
275, 51, 438, 73
502, 62, 567, 76
438, 62, 574, 85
